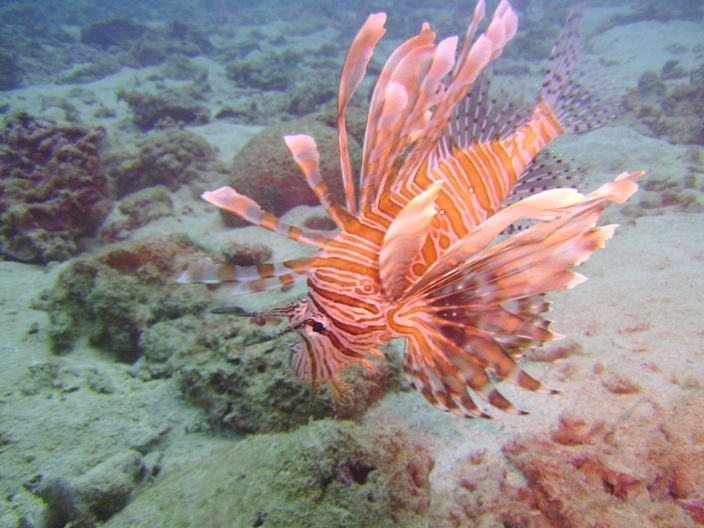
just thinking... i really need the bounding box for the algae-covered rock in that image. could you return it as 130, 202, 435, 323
106, 420, 434, 528
34, 235, 212, 360
119, 90, 210, 131
178, 336, 335, 434
34, 234, 401, 433
25, 450, 151, 528
81, 19, 149, 50
175, 315, 404, 434
500, 397, 704, 527
105, 128, 217, 198
100, 187, 175, 242
0, 49, 22, 91
623, 74, 704, 147
0, 113, 112, 262
225, 48, 300, 91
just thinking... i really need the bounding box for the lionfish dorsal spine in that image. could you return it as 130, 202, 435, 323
284, 134, 354, 230
200, 186, 330, 248
337, 12, 387, 215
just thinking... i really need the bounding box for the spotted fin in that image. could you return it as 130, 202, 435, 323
541, 5, 617, 132
393, 171, 644, 417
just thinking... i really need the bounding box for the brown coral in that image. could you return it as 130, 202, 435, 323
0, 113, 112, 262
228, 115, 361, 222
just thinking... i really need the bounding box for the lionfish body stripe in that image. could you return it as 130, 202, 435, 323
179, 0, 644, 417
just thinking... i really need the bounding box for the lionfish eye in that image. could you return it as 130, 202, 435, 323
311, 321, 326, 334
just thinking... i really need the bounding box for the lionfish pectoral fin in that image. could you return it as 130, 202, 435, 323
395, 171, 644, 417
201, 186, 331, 248
406, 186, 585, 298
177, 256, 314, 294
380, 181, 443, 301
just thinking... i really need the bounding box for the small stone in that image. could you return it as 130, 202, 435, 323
602, 371, 640, 394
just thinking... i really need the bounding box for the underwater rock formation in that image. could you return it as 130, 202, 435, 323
119, 90, 210, 131
226, 48, 300, 91
0, 49, 22, 91
104, 420, 433, 528
503, 398, 704, 527
81, 18, 212, 68
623, 69, 704, 147
105, 127, 217, 198
178, 335, 337, 434
0, 113, 112, 262
177, 324, 404, 434
35, 235, 211, 359
432, 395, 704, 527
81, 19, 150, 50
24, 450, 152, 528
99, 187, 175, 243
35, 235, 400, 433
228, 116, 361, 222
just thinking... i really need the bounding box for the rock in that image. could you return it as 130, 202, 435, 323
637, 70, 667, 97
105, 127, 217, 198
0, 49, 22, 91
81, 19, 149, 50
500, 397, 704, 527
0, 113, 112, 262
228, 115, 361, 221
24, 450, 150, 528
100, 187, 174, 242
661, 59, 687, 81
33, 235, 211, 359
105, 420, 433, 528
225, 48, 300, 91
119, 90, 210, 131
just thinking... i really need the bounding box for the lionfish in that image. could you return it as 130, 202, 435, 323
179, 0, 643, 418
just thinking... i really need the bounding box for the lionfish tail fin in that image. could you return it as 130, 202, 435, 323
541, 4, 616, 133
394, 170, 644, 417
